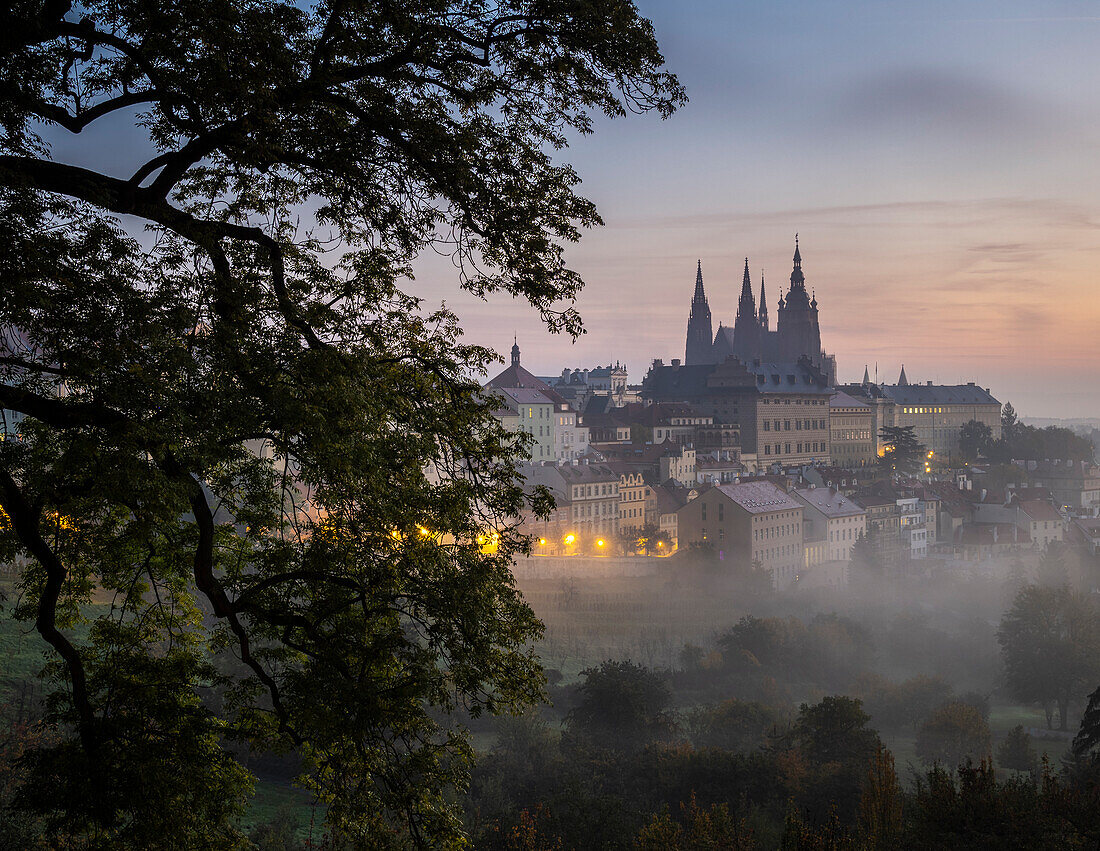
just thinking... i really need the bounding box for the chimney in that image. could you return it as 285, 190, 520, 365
927, 380, 932, 386
671, 358, 681, 368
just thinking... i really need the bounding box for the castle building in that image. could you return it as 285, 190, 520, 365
685, 238, 836, 383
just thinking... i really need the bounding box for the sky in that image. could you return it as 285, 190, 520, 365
411, 0, 1100, 419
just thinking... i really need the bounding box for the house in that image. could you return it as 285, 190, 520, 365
677, 480, 804, 589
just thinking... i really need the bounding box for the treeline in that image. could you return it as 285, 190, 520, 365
465, 660, 1100, 849
960, 403, 1095, 463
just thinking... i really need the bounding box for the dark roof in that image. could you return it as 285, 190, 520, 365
884, 383, 1000, 405
486, 362, 572, 409
955, 522, 1030, 546
1013, 500, 1062, 522
830, 390, 870, 409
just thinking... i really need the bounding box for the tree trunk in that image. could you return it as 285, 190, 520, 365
1044, 703, 1053, 730
1059, 698, 1069, 732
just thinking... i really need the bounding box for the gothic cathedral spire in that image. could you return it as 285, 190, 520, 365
685, 260, 714, 365
758, 269, 769, 331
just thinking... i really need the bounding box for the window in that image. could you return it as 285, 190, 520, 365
701, 502, 707, 521
718, 503, 724, 521
785, 443, 791, 454
764, 445, 771, 455
763, 421, 770, 431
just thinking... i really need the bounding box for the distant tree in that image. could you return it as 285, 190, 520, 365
998, 584, 1100, 730
1072, 683, 1100, 766
959, 420, 994, 460
849, 530, 881, 577
1002, 402, 1019, 442
677, 644, 705, 672
788, 696, 880, 768
915, 702, 992, 768
878, 425, 927, 475
566, 661, 673, 751
858, 746, 903, 848
686, 699, 782, 753
997, 725, 1038, 775
636, 795, 754, 851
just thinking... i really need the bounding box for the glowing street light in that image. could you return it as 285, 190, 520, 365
564, 534, 575, 545
596, 539, 605, 548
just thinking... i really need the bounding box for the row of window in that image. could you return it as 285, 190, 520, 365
761, 398, 826, 405
754, 523, 800, 540
763, 419, 826, 432
763, 442, 825, 455
573, 502, 614, 517
572, 484, 619, 498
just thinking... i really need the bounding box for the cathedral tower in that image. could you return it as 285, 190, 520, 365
775, 236, 822, 364
731, 258, 762, 361
685, 261, 715, 365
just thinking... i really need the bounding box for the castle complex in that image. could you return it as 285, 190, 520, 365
685, 238, 836, 384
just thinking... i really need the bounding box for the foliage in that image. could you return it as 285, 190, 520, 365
686, 699, 782, 753
913, 701, 991, 768
848, 530, 881, 577
636, 794, 755, 850
997, 725, 1038, 775
857, 746, 902, 849
877, 426, 927, 475
958, 420, 993, 461
565, 660, 673, 751
0, 0, 683, 845
997, 584, 1100, 730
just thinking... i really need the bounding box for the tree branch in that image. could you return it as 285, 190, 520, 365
0, 465, 96, 755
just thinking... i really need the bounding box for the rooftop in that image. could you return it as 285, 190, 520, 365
712, 480, 803, 515
793, 487, 866, 518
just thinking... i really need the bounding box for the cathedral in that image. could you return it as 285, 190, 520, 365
685, 237, 836, 383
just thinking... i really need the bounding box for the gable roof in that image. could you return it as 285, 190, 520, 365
711, 480, 802, 515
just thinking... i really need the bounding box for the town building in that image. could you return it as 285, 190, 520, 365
684, 240, 837, 383
642, 355, 831, 471
842, 369, 1001, 459
493, 387, 555, 461
829, 390, 874, 468
793, 486, 867, 565
558, 462, 622, 539
485, 340, 589, 461
1024, 460, 1100, 516
618, 470, 650, 534
677, 480, 805, 589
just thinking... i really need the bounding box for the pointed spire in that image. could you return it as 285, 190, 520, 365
758, 269, 768, 330
736, 257, 756, 321
898, 364, 908, 386
511, 336, 521, 367
811, 289, 817, 309
862, 364, 870, 386
790, 234, 805, 289
693, 259, 706, 301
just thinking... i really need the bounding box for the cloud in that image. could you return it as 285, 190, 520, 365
830, 67, 1053, 142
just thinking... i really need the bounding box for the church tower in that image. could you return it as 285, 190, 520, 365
758, 271, 769, 331
775, 236, 822, 364
731, 258, 762, 361
685, 261, 715, 365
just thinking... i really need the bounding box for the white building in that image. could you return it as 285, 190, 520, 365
793, 486, 867, 565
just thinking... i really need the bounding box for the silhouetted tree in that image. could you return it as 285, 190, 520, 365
915, 702, 992, 768
0, 0, 683, 843
878, 425, 927, 475
997, 725, 1038, 775
566, 660, 673, 751
998, 585, 1100, 729
959, 420, 993, 460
